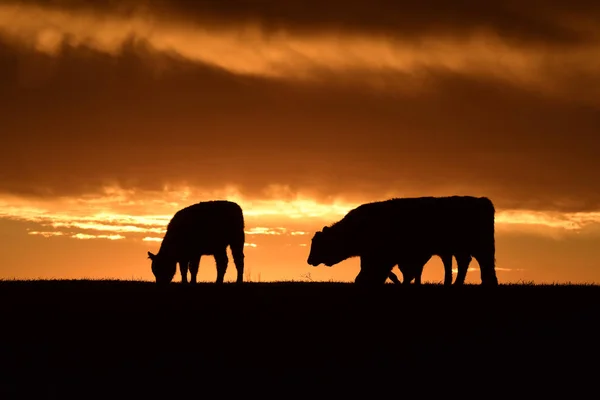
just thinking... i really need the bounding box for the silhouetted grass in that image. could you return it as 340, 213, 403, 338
1, 280, 598, 397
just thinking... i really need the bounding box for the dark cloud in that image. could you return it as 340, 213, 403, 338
23, 0, 600, 47
0, 37, 599, 213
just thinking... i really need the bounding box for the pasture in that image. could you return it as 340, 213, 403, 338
1, 280, 599, 397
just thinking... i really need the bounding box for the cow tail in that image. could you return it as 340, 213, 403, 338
478, 197, 498, 285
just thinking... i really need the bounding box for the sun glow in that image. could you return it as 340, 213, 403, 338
2, 185, 600, 282
1, 185, 600, 244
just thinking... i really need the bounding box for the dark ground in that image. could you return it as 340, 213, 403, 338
0, 280, 599, 398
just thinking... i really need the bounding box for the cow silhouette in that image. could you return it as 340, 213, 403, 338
307, 196, 498, 286
147, 200, 245, 286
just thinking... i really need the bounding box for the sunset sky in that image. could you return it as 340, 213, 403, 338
1, 0, 599, 284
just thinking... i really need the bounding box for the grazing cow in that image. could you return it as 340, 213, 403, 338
147, 200, 246, 286
307, 196, 498, 286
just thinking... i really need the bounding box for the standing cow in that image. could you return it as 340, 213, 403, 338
147, 200, 246, 286
307, 196, 498, 287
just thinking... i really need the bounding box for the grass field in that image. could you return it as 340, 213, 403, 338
1, 280, 599, 397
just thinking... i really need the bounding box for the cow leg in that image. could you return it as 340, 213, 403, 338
398, 253, 431, 285
388, 270, 401, 284
454, 253, 472, 286
214, 250, 229, 285
474, 252, 499, 286
355, 267, 388, 286
231, 245, 245, 285
357, 255, 393, 287
414, 270, 422, 285
355, 268, 369, 285
398, 260, 424, 285
375, 264, 394, 285
440, 254, 453, 286
411, 262, 425, 285
399, 261, 424, 285
356, 255, 373, 286
396, 264, 413, 285
179, 260, 189, 284
189, 255, 200, 285
414, 253, 431, 285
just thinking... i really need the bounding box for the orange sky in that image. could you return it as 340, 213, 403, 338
0, 0, 599, 284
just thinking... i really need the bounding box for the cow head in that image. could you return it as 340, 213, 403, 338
147, 251, 177, 286
306, 226, 347, 267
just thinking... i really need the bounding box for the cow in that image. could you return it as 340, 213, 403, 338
147, 200, 246, 286
310, 228, 461, 287
306, 196, 498, 287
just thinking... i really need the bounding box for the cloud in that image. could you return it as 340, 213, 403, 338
3, 187, 600, 242
71, 233, 125, 240
450, 267, 524, 273
28, 230, 125, 240
246, 227, 287, 235
0, 2, 598, 214
0, 2, 598, 103
28, 231, 65, 238
0, 187, 355, 241
8, 1, 600, 45
291, 231, 310, 236
496, 210, 600, 231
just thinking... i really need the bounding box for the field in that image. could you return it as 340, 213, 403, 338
1, 280, 599, 397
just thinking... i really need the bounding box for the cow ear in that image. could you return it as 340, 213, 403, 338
147, 251, 156, 260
